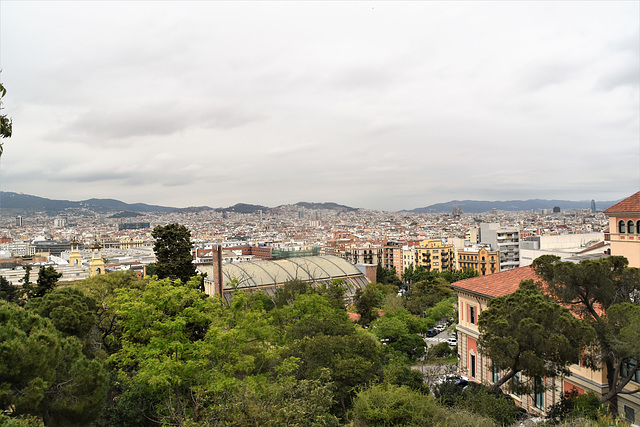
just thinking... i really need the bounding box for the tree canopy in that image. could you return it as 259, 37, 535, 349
532, 255, 640, 410
151, 223, 197, 284
478, 280, 594, 393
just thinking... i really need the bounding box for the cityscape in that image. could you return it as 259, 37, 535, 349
0, 1, 638, 426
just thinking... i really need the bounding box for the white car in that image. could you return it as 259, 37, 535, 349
436, 374, 468, 385
434, 324, 446, 333
447, 337, 458, 347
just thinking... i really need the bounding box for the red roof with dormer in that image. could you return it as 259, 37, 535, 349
603, 191, 640, 214
450, 266, 543, 299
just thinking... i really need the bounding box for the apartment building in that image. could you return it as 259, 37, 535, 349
479, 223, 520, 271
414, 239, 455, 273
457, 245, 499, 276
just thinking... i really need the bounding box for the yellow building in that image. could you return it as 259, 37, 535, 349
88, 242, 105, 277
457, 246, 499, 276
68, 240, 82, 267
414, 239, 454, 273
603, 191, 640, 268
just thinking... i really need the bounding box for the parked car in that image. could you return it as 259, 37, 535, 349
426, 329, 437, 337
447, 337, 458, 347
434, 324, 446, 333
436, 374, 469, 385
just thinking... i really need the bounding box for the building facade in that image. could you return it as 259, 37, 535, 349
451, 267, 640, 423
457, 246, 499, 276
414, 239, 455, 273
603, 191, 640, 268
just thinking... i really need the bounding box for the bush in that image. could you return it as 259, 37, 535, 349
427, 341, 455, 359
350, 384, 496, 427
456, 385, 519, 426
547, 390, 605, 424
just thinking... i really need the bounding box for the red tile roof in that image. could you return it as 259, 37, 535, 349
603, 191, 640, 214
451, 266, 543, 298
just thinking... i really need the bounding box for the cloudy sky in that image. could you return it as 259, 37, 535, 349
0, 2, 638, 211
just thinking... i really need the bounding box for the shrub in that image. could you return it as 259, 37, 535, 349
547, 390, 605, 424
456, 385, 519, 426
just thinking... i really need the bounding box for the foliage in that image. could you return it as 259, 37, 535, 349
427, 341, 456, 360
382, 364, 429, 393
478, 280, 594, 393
369, 309, 428, 361
0, 81, 12, 157
455, 385, 519, 426
276, 293, 355, 341
0, 300, 107, 425
404, 276, 454, 316
25, 288, 97, 340
274, 278, 309, 308
403, 265, 478, 285
286, 332, 384, 416
22, 266, 62, 299
0, 276, 18, 303
376, 264, 402, 288
75, 271, 144, 353
532, 255, 640, 409
354, 282, 396, 326
350, 383, 496, 427
0, 411, 44, 427
151, 223, 197, 284
547, 390, 605, 424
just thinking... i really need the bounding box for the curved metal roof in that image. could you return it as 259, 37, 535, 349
221, 254, 364, 290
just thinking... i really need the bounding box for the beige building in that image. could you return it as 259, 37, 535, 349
604, 191, 640, 268
451, 267, 640, 423
457, 246, 499, 276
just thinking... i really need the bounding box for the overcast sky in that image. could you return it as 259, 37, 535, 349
0, 2, 638, 211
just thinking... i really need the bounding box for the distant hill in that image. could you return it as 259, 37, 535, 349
405, 199, 620, 214
215, 203, 269, 214
0, 192, 178, 216
291, 202, 357, 212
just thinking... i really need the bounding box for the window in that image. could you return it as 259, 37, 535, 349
511, 372, 521, 397
470, 354, 476, 378
622, 358, 640, 383
629, 220, 636, 234
637, 220, 640, 234
469, 306, 476, 324
624, 406, 636, 424
534, 377, 545, 410
491, 362, 500, 383
619, 220, 626, 234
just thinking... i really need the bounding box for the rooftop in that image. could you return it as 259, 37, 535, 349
450, 266, 542, 299
603, 191, 640, 214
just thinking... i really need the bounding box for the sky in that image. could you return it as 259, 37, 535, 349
0, 1, 638, 212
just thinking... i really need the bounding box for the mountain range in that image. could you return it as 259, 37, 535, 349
406, 199, 618, 214
0, 191, 618, 216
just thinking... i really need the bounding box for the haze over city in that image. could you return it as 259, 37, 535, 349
0, 2, 638, 211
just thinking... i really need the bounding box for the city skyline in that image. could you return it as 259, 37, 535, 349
0, 2, 638, 211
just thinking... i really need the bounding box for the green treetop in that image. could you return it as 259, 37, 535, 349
151, 223, 197, 284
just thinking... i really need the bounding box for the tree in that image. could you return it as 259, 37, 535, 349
404, 276, 454, 316
151, 223, 197, 284
353, 282, 396, 326
23, 266, 62, 299
0, 300, 107, 425
0, 276, 18, 303
0, 81, 12, 157
478, 280, 594, 394
532, 255, 640, 412
376, 264, 402, 288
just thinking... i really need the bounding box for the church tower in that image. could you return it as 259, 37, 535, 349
69, 239, 82, 267
89, 242, 105, 277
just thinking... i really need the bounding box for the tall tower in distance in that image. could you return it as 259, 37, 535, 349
590, 199, 596, 213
